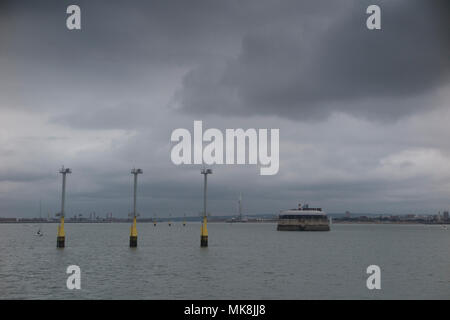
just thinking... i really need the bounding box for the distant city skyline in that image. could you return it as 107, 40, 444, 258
0, 0, 449, 218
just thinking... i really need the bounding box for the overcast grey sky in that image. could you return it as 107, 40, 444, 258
0, 0, 449, 218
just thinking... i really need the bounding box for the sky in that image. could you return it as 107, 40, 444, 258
0, 0, 449, 218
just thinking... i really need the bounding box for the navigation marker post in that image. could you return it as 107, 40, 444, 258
200, 168, 212, 247
57, 166, 71, 248
130, 168, 143, 248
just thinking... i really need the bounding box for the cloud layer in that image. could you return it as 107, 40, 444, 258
0, 0, 449, 217
176, 0, 449, 121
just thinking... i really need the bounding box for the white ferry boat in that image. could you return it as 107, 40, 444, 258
277, 203, 330, 231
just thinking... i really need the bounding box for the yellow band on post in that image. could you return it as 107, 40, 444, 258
57, 217, 65, 237
130, 216, 138, 237
201, 216, 208, 236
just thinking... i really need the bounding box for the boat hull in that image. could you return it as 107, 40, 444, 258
277, 224, 330, 231
277, 219, 330, 231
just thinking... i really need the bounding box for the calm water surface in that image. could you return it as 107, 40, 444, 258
0, 223, 448, 299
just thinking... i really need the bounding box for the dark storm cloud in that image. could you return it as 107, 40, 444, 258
50, 103, 152, 130
2, 0, 312, 68
2, 0, 448, 118
176, 0, 450, 120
